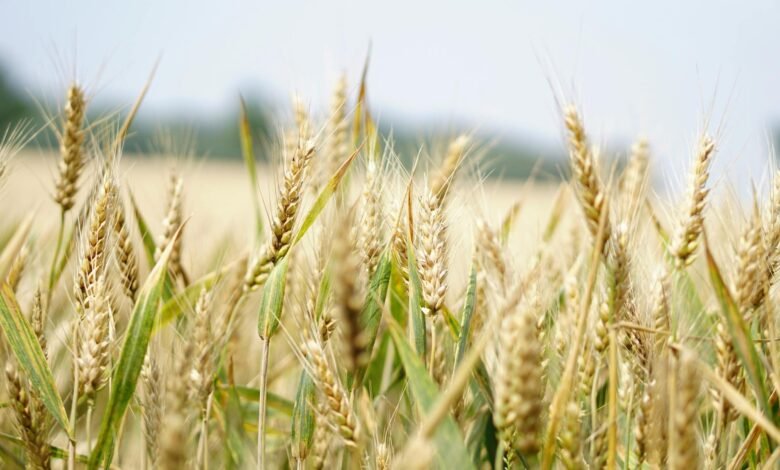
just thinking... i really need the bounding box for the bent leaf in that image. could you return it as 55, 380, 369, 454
128, 189, 156, 266
0, 285, 71, 438
157, 259, 238, 329
388, 320, 475, 469
704, 236, 771, 416
239, 96, 263, 239
217, 385, 294, 416
89, 230, 178, 468
293, 144, 362, 246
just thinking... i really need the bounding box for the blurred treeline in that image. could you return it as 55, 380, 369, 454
0, 62, 562, 179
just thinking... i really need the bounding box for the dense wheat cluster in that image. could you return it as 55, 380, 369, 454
2, 69, 780, 470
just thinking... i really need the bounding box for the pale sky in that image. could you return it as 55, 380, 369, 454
2, 0, 780, 190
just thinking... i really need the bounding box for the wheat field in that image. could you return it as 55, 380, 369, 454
0, 73, 778, 470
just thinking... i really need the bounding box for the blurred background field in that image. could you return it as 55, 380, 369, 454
3, 150, 562, 278
3, 1, 780, 192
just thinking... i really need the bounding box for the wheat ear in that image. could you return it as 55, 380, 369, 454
671, 135, 715, 268
5, 361, 51, 469
431, 134, 469, 203
303, 340, 360, 447
159, 343, 194, 470
669, 351, 701, 470
74, 173, 114, 313
156, 172, 187, 284
493, 296, 543, 457
141, 354, 162, 467
54, 84, 87, 213
113, 195, 139, 301
564, 105, 610, 243
244, 140, 316, 291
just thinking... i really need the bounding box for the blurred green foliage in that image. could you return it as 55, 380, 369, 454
0, 64, 33, 125
0, 62, 561, 179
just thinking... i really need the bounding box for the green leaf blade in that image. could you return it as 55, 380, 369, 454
239, 97, 264, 238
406, 238, 426, 356
257, 257, 289, 340
293, 144, 361, 246
359, 250, 392, 355
704, 237, 771, 416
388, 320, 475, 470
455, 263, 478, 368
89, 232, 177, 468
0, 285, 71, 438
290, 371, 316, 460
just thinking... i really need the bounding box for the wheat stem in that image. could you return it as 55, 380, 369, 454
256, 337, 270, 470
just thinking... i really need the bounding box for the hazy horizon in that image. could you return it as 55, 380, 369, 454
3, 0, 780, 192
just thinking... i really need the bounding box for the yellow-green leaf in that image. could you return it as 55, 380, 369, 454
0, 213, 33, 280
293, 144, 361, 246
499, 200, 522, 246
313, 268, 331, 322
455, 262, 478, 367
156, 260, 238, 329
0, 431, 89, 463
128, 189, 157, 267
0, 285, 71, 438
407, 236, 426, 356
704, 236, 771, 416
290, 371, 315, 459
359, 250, 392, 355
218, 385, 294, 416
257, 257, 289, 340
239, 96, 264, 239
541, 184, 568, 243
